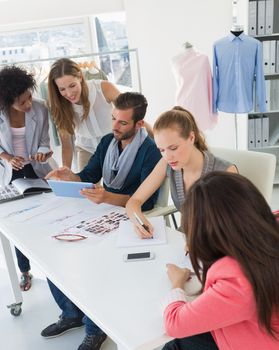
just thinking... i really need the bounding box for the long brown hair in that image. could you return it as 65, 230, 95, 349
48, 58, 90, 135
183, 171, 279, 336
153, 106, 207, 151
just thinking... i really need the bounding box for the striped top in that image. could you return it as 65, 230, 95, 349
167, 151, 232, 211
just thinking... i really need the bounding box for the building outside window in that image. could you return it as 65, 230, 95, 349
93, 12, 131, 87
0, 22, 89, 64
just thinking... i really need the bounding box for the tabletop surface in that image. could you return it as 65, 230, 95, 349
0, 193, 199, 350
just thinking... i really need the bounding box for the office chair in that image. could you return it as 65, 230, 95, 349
145, 178, 178, 229
211, 147, 276, 204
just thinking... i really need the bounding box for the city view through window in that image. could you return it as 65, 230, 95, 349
0, 12, 135, 89
95, 12, 131, 87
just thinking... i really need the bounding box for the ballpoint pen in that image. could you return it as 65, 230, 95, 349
133, 212, 153, 238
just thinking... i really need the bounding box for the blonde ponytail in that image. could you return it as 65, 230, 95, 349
153, 106, 207, 151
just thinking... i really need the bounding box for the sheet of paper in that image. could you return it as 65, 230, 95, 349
176, 254, 194, 272
53, 210, 129, 239
116, 216, 167, 248
0, 194, 65, 222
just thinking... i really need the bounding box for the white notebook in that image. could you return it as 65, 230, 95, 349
116, 216, 167, 247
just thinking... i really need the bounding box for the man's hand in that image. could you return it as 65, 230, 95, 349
166, 264, 191, 289
45, 166, 80, 181
80, 186, 107, 204
31, 151, 53, 162
9, 156, 25, 170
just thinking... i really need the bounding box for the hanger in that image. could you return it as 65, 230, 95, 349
183, 42, 193, 50
230, 24, 244, 37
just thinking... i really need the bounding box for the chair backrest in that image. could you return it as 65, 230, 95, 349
211, 147, 276, 204
154, 177, 170, 208
145, 177, 175, 227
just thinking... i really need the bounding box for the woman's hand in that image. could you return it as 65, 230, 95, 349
31, 151, 53, 162
133, 216, 154, 239
8, 156, 25, 170
166, 263, 191, 289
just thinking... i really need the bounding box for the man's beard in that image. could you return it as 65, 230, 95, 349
114, 127, 137, 141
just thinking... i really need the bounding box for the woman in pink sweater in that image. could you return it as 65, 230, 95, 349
163, 171, 279, 350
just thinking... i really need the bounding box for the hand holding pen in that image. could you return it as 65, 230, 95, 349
133, 212, 154, 239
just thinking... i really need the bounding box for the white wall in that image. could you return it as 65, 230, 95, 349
125, 0, 248, 149
0, 0, 124, 26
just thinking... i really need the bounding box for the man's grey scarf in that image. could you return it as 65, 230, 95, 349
102, 128, 148, 189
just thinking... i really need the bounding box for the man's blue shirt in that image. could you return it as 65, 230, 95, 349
213, 33, 266, 113
77, 133, 161, 211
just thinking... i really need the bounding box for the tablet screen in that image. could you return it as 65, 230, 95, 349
47, 180, 94, 198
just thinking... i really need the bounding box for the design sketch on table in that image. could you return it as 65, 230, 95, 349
49, 210, 84, 224
53, 211, 129, 239
2, 204, 42, 218
4, 198, 66, 223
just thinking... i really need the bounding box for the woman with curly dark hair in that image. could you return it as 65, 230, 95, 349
0, 65, 53, 291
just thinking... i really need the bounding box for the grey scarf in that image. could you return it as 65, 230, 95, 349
103, 128, 148, 189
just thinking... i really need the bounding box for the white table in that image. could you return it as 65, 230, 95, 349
0, 193, 198, 350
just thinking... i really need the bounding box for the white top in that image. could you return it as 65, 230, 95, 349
73, 79, 112, 154
10, 127, 30, 164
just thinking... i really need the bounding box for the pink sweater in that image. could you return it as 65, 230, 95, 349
163, 256, 279, 350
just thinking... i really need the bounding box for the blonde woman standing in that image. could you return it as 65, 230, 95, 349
48, 58, 120, 171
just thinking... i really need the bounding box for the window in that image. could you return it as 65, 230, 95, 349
0, 21, 90, 63
0, 14, 140, 91
93, 12, 131, 87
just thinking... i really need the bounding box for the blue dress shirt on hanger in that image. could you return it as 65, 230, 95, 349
213, 33, 266, 113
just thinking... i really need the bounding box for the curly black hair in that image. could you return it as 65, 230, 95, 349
0, 65, 36, 112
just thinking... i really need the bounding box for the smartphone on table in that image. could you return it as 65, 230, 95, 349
123, 251, 155, 262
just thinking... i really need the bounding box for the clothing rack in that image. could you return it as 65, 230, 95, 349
232, 0, 242, 150
0, 48, 142, 92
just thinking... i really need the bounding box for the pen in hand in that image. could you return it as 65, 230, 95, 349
133, 212, 153, 238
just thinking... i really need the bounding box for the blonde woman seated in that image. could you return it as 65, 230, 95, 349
126, 106, 237, 237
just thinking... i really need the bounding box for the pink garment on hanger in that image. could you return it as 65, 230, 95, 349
171, 48, 218, 131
